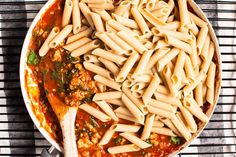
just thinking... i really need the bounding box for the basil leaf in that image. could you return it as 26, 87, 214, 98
27, 51, 40, 65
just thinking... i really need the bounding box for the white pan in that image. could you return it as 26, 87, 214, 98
20, 0, 222, 156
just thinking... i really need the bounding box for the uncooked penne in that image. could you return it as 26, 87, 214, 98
71, 39, 101, 57
206, 62, 216, 105
131, 82, 147, 91
184, 55, 195, 83
132, 50, 153, 77
63, 37, 91, 51
147, 105, 175, 119
84, 54, 99, 63
131, 7, 151, 35
66, 27, 92, 44
123, 79, 136, 88
99, 128, 114, 145
94, 75, 121, 91
83, 0, 106, 3
116, 52, 140, 82
179, 106, 197, 133
184, 97, 209, 122
88, 3, 114, 10
132, 90, 144, 98
90, 12, 105, 32
141, 114, 155, 140
96, 32, 125, 55
142, 74, 160, 104
188, 32, 198, 68
79, 103, 111, 122
110, 124, 141, 132
117, 30, 148, 54
196, 26, 209, 53
106, 31, 133, 51
114, 0, 131, 16
98, 57, 119, 76
178, 0, 191, 31
116, 112, 142, 124
154, 92, 182, 107
156, 48, 179, 71
49, 25, 72, 48
122, 94, 145, 124
149, 99, 175, 113
79, 2, 94, 29
195, 82, 203, 106
165, 34, 192, 54
200, 34, 210, 61
172, 51, 186, 84
146, 48, 170, 70
183, 70, 206, 96
160, 118, 182, 137
153, 120, 164, 127
105, 99, 124, 106
93, 9, 112, 21
189, 11, 207, 28
132, 74, 152, 83
62, 0, 73, 28
107, 19, 136, 36
108, 144, 140, 154
152, 127, 176, 136
201, 42, 215, 73
93, 91, 122, 101
163, 66, 178, 97
72, 0, 81, 34
120, 132, 152, 149
122, 87, 148, 114
113, 13, 139, 29
39, 27, 60, 56
95, 101, 119, 121
171, 115, 191, 141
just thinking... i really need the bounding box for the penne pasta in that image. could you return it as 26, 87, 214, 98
189, 11, 207, 28
72, 0, 81, 34
154, 92, 182, 107
152, 127, 176, 136
122, 87, 148, 114
142, 74, 160, 104
184, 97, 209, 122
99, 128, 115, 145
79, 2, 94, 29
156, 48, 179, 71
123, 79, 136, 88
184, 55, 195, 83
149, 99, 175, 113
88, 3, 114, 10
96, 32, 125, 55
92, 48, 127, 65
117, 30, 148, 54
93, 91, 122, 101
66, 27, 92, 44
141, 114, 155, 140
196, 26, 209, 53
107, 19, 137, 36
179, 106, 197, 133
113, 13, 139, 29
98, 57, 119, 76
120, 132, 152, 149
172, 51, 186, 85
201, 42, 215, 73
93, 9, 112, 21
131, 82, 147, 92
94, 75, 121, 91
122, 94, 145, 124
132, 50, 153, 77
116, 52, 140, 82
110, 124, 141, 132
49, 25, 72, 48
131, 7, 151, 35
155, 84, 169, 95
90, 12, 105, 32
163, 66, 178, 97
95, 101, 119, 121
153, 120, 165, 128
84, 54, 99, 63
206, 62, 216, 105
63, 37, 91, 51
160, 118, 182, 137
200, 34, 210, 61
62, 0, 73, 28
105, 99, 124, 106
164, 35, 192, 54
147, 105, 175, 119
39, 27, 60, 56
114, 0, 131, 16
178, 0, 191, 31
108, 144, 141, 154
116, 112, 142, 124
83, 0, 106, 3
79, 103, 111, 122
132, 90, 144, 98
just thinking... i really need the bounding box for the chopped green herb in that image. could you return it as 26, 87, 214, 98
88, 131, 93, 137
145, 139, 152, 145
66, 54, 77, 63
89, 116, 99, 127
102, 123, 107, 128
82, 95, 93, 103
113, 137, 122, 144
51, 70, 59, 81
170, 136, 181, 145
27, 51, 40, 65
45, 89, 49, 95
55, 61, 63, 70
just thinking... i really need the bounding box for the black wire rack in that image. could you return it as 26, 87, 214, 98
0, 0, 235, 156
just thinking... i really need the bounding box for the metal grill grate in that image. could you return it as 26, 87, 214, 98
0, 0, 235, 156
